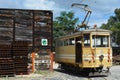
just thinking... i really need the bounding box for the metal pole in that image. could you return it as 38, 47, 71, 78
32, 52, 35, 72
50, 52, 54, 71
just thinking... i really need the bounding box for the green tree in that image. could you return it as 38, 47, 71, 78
53, 11, 79, 39
101, 8, 120, 46
115, 8, 120, 21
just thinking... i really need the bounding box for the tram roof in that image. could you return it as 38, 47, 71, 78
56, 29, 112, 40
82, 28, 112, 33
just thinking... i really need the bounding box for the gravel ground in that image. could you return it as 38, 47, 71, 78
0, 65, 120, 80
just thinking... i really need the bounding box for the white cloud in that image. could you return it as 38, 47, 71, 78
51, 0, 120, 27
0, 0, 120, 27
24, 0, 54, 10
23, 0, 65, 16
76, 0, 120, 27
89, 19, 108, 27
0, 0, 22, 8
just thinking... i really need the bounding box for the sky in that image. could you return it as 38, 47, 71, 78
0, 0, 120, 27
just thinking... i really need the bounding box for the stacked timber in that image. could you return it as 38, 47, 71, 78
0, 59, 14, 76
0, 44, 14, 76
0, 9, 53, 72
0, 44, 12, 58
34, 11, 52, 51
12, 41, 30, 75
15, 10, 33, 41
33, 11, 52, 70
0, 10, 14, 44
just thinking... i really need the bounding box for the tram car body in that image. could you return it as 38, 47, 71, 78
55, 29, 112, 76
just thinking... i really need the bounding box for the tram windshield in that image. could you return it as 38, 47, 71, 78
92, 35, 109, 47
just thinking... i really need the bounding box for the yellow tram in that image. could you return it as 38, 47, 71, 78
55, 28, 112, 76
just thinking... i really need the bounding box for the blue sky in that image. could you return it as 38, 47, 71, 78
0, 0, 120, 27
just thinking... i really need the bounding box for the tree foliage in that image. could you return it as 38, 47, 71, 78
101, 8, 120, 46
53, 11, 79, 39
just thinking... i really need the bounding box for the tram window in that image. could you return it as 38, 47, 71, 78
55, 42, 57, 46
92, 35, 109, 47
56, 40, 63, 46
69, 38, 75, 45
64, 39, 69, 46
84, 34, 90, 47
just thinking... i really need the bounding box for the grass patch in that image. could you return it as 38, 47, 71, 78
34, 70, 52, 75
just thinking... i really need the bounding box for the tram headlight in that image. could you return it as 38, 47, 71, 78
99, 55, 104, 62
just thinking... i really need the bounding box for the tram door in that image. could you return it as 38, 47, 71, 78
75, 37, 82, 63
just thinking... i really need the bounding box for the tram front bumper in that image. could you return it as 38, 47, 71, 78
88, 68, 110, 76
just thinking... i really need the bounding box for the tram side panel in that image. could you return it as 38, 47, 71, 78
55, 45, 76, 65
